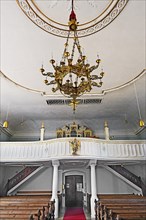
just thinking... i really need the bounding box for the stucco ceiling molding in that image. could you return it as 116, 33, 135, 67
16, 0, 129, 38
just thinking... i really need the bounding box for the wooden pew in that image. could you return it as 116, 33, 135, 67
29, 200, 55, 220
0, 192, 52, 220
95, 194, 146, 220
16, 190, 60, 196
16, 191, 52, 196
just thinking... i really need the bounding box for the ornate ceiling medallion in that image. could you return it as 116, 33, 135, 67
16, 0, 128, 38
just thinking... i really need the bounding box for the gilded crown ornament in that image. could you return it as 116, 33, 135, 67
40, 0, 105, 112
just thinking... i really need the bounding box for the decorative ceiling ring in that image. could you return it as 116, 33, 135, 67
30, 0, 114, 27
16, 0, 129, 38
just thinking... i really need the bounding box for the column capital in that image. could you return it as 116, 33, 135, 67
52, 160, 60, 167
104, 121, 108, 127
89, 159, 97, 166
41, 122, 45, 129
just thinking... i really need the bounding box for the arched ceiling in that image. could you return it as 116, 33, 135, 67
0, 0, 146, 141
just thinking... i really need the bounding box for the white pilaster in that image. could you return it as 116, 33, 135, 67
40, 122, 45, 141
51, 160, 60, 219
90, 159, 98, 219
104, 121, 110, 140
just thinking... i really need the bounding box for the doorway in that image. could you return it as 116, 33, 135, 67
65, 175, 83, 207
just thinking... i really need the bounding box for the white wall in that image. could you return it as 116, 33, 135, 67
1, 166, 23, 186
1, 163, 144, 196
0, 130, 11, 141
16, 167, 53, 192
96, 166, 140, 194
0, 165, 23, 195
0, 166, 5, 195
125, 164, 146, 183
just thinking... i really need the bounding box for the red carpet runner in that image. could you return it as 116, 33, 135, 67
63, 207, 86, 220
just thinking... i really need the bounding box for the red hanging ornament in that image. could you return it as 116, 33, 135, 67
69, 9, 76, 21
68, 0, 77, 31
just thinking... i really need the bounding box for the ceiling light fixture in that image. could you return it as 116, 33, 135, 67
3, 105, 9, 128
3, 121, 9, 128
40, 0, 105, 112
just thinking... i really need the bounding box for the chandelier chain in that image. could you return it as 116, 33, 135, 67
62, 31, 70, 62
71, 34, 76, 59
71, 0, 74, 11
75, 34, 83, 58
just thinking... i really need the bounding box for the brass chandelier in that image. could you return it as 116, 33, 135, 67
40, 0, 104, 112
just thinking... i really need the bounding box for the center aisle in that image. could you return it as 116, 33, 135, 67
63, 207, 86, 220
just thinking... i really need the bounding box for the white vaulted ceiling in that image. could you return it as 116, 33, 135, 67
0, 0, 146, 141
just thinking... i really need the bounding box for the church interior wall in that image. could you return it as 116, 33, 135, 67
15, 167, 53, 193
0, 166, 5, 194
125, 164, 146, 183
0, 162, 145, 196
96, 166, 141, 194
1, 166, 23, 187
0, 130, 11, 142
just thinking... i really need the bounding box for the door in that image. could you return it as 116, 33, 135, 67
65, 175, 83, 207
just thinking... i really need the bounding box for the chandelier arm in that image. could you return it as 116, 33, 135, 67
60, 90, 72, 98
45, 80, 57, 86
89, 63, 100, 73
91, 81, 102, 87
42, 72, 48, 76
47, 72, 54, 77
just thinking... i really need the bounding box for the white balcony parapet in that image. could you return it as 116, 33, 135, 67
0, 138, 146, 162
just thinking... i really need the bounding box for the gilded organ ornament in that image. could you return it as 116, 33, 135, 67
56, 122, 93, 138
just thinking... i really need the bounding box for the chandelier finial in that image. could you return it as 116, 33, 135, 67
69, 0, 77, 31
70, 0, 76, 20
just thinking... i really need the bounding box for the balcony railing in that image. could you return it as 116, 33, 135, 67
0, 138, 145, 162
